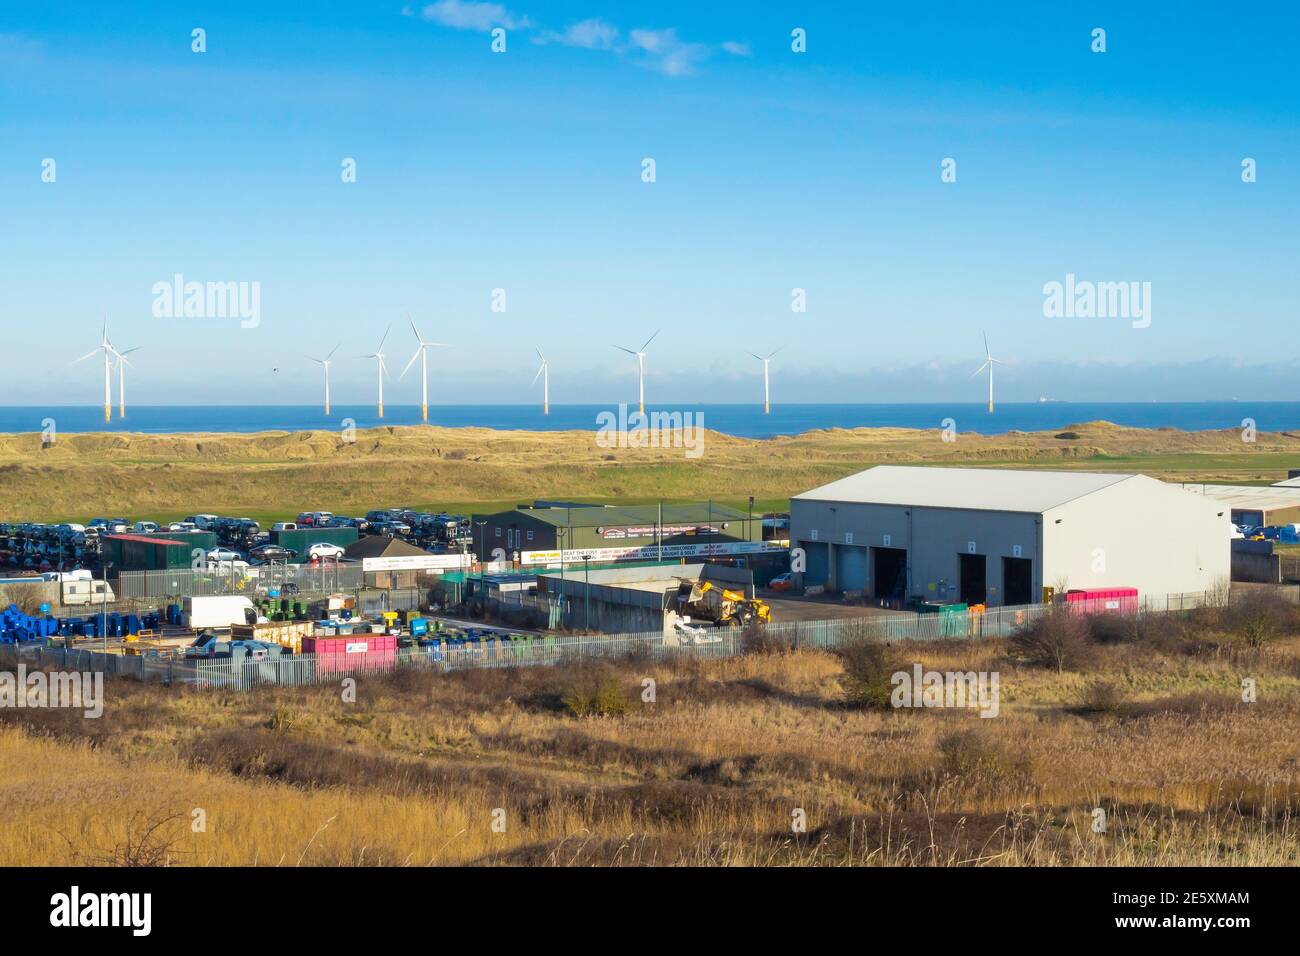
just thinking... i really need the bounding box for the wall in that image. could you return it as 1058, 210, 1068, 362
790, 498, 1041, 605
1043, 477, 1230, 596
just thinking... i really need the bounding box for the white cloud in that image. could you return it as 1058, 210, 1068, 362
417, 0, 527, 31
628, 28, 709, 76
721, 40, 751, 57
537, 18, 620, 50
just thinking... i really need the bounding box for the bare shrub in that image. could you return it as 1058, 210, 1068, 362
1222, 591, 1300, 649
740, 622, 790, 655
1009, 607, 1097, 672
937, 729, 1032, 785
1078, 680, 1125, 714
0, 585, 44, 617
836, 639, 903, 709
561, 676, 626, 712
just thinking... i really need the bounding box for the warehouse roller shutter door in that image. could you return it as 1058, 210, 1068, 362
802, 541, 830, 587
836, 545, 869, 592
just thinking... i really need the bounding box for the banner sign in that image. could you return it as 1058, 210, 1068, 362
599, 524, 721, 539
361, 554, 472, 572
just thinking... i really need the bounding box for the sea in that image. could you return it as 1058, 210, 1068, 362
2, 403, 1299, 439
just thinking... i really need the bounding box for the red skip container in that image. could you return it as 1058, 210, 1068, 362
301, 634, 397, 674
1065, 587, 1138, 615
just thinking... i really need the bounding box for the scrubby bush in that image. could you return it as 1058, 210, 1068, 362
563, 676, 629, 718
1221, 591, 1300, 649
937, 729, 1032, 784
740, 623, 790, 655
836, 639, 903, 709
1078, 680, 1125, 714
1009, 607, 1097, 672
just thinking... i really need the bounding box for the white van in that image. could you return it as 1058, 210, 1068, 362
133, 520, 160, 534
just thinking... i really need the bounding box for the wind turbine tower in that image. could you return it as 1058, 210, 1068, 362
532, 348, 550, 415
400, 315, 451, 423
365, 325, 391, 418
971, 332, 1005, 414
309, 343, 341, 416
749, 347, 783, 414
613, 329, 659, 415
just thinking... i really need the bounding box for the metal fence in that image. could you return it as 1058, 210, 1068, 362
0, 642, 206, 683
4, 589, 1229, 691
116, 563, 365, 600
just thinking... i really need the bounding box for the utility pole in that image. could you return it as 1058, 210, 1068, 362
582, 553, 592, 630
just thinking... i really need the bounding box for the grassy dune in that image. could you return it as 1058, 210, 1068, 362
2, 619, 1298, 866
3, 420, 1299, 522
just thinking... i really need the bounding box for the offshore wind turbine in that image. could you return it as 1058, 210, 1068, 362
532, 348, 550, 415
971, 332, 1004, 414
400, 314, 450, 423
308, 343, 341, 416
364, 325, 391, 418
113, 345, 140, 419
72, 317, 118, 424
748, 346, 783, 414
613, 329, 659, 415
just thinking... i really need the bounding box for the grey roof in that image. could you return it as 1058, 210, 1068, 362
481, 503, 750, 528
343, 536, 429, 560
793, 466, 1138, 514
1178, 483, 1300, 510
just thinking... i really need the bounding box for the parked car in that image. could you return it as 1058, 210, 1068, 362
768, 572, 794, 592
250, 544, 296, 562
272, 522, 298, 532
167, 521, 198, 532
184, 514, 219, 529
306, 542, 346, 560
133, 520, 160, 534
206, 547, 242, 563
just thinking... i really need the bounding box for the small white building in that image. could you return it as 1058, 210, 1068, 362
790, 466, 1231, 606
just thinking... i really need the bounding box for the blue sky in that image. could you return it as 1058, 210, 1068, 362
1, 1, 1297, 406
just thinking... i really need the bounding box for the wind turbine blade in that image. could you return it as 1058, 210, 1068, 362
767, 346, 785, 359
408, 314, 423, 345
983, 331, 991, 360
970, 362, 990, 378
308, 356, 324, 365
399, 347, 421, 380
535, 347, 545, 362
72, 349, 101, 365
377, 324, 390, 351
748, 352, 764, 361
613, 345, 636, 355
326, 342, 340, 360
640, 329, 660, 352
531, 363, 545, 385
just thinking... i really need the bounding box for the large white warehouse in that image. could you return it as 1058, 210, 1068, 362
790, 466, 1231, 606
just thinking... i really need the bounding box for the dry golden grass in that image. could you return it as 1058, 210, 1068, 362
4, 419, 1300, 520
3, 624, 1299, 866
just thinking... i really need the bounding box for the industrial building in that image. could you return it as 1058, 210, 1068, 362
471, 501, 766, 565
1175, 483, 1300, 528
790, 466, 1231, 606
538, 562, 756, 634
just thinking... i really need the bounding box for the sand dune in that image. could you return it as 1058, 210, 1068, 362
1, 421, 1297, 521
